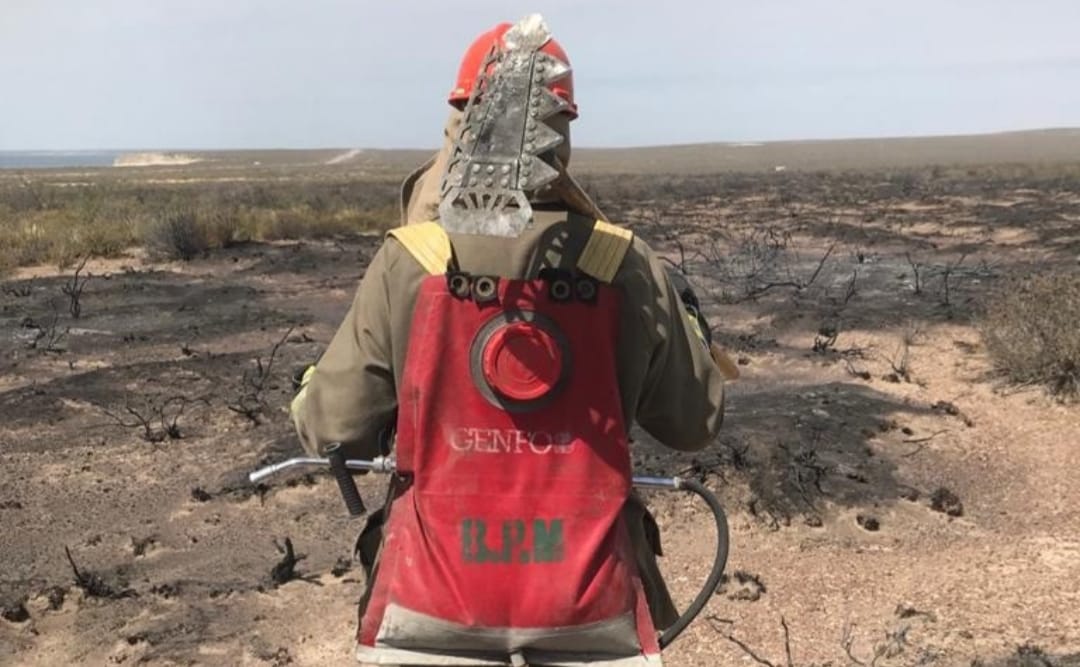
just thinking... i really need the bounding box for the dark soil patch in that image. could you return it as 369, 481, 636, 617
930, 487, 965, 517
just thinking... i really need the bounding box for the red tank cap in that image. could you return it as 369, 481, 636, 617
481, 322, 563, 401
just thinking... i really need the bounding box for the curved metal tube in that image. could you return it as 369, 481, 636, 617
251, 456, 678, 490
248, 456, 396, 484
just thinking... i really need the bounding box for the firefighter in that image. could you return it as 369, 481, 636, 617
292, 15, 725, 666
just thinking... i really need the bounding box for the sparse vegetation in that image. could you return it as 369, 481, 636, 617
98, 395, 209, 443
904, 252, 926, 295
269, 537, 318, 587
881, 337, 914, 384
64, 546, 136, 599
812, 323, 839, 354
0, 173, 400, 273
24, 300, 69, 353
61, 256, 90, 317
228, 328, 293, 426
982, 272, 1080, 398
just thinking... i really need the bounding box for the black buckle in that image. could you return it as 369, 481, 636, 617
539, 268, 573, 302
472, 276, 499, 304
447, 272, 472, 299
574, 277, 598, 303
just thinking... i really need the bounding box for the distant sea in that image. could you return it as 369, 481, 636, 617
0, 151, 121, 169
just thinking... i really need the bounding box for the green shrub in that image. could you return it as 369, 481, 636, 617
982, 272, 1080, 397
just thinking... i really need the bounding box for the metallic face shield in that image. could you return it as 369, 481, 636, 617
438, 14, 572, 237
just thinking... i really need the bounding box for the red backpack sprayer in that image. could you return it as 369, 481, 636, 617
250, 443, 728, 665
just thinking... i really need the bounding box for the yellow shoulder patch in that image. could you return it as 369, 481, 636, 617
577, 220, 634, 283
387, 222, 452, 275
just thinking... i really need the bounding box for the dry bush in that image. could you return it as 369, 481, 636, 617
259, 206, 341, 240
55, 219, 132, 269
0, 215, 65, 267
144, 209, 209, 260
257, 205, 393, 241
0, 249, 15, 277
347, 204, 398, 232
0, 214, 132, 272
982, 272, 1080, 397
199, 207, 255, 248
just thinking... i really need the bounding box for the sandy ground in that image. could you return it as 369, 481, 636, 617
2, 172, 1080, 666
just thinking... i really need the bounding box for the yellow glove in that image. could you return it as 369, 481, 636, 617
289, 365, 316, 422
685, 310, 708, 348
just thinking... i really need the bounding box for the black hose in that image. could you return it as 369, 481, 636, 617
657, 478, 729, 649
326, 443, 366, 517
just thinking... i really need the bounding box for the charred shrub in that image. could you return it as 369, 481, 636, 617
981, 272, 1080, 398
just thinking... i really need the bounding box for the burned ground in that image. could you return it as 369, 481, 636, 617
1, 163, 1079, 665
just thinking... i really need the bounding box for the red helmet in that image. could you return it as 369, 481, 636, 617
448, 22, 578, 119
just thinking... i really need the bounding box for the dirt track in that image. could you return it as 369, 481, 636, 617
2, 169, 1080, 666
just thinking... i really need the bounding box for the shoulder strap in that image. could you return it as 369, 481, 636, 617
387, 222, 452, 275
389, 219, 632, 281
576, 220, 634, 283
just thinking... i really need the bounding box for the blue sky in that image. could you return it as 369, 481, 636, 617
1, 0, 1079, 150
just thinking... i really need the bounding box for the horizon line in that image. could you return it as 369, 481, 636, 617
4, 125, 1080, 155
